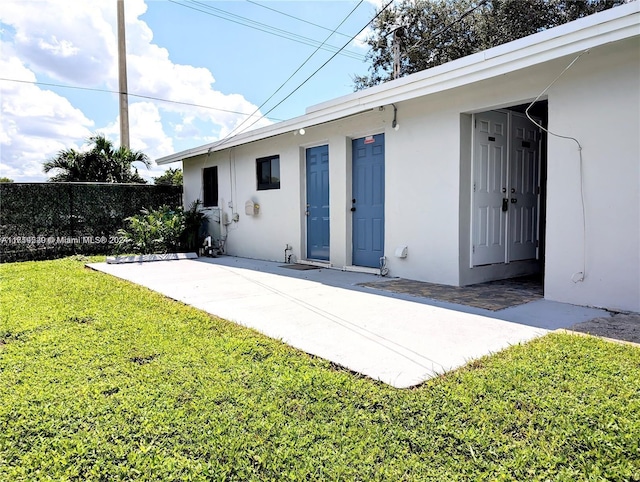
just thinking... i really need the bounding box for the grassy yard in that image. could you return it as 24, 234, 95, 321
1, 257, 639, 481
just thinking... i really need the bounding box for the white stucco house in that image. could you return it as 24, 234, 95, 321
158, 3, 640, 313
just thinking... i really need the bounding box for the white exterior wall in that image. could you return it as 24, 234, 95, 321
183, 103, 466, 285
183, 35, 639, 312
183, 136, 305, 263
382, 94, 462, 285
544, 37, 640, 312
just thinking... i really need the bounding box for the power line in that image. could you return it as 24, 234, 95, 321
213, 0, 395, 149
176, 0, 365, 61
406, 0, 489, 54
0, 77, 283, 121
218, 0, 365, 144
246, 0, 354, 40
168, 0, 366, 61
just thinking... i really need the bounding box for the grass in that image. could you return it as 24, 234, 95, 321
1, 257, 639, 481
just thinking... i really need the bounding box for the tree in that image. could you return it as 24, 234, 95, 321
353, 0, 625, 90
153, 168, 183, 187
43, 134, 150, 183
0, 177, 14, 183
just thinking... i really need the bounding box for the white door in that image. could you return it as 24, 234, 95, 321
508, 113, 540, 261
472, 110, 541, 267
472, 111, 508, 266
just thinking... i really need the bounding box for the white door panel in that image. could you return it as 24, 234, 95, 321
472, 110, 541, 267
472, 111, 508, 266
509, 113, 540, 261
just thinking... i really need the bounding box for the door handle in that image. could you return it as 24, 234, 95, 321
350, 207, 356, 212
502, 198, 509, 212
510, 198, 517, 204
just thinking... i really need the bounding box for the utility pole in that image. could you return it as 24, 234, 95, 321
117, 0, 130, 149
392, 26, 404, 80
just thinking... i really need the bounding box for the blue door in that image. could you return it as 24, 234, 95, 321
352, 134, 385, 268
306, 145, 330, 260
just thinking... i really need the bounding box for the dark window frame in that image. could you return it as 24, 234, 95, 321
256, 155, 280, 191
203, 166, 218, 207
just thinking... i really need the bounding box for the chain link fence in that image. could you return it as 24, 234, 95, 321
0, 183, 182, 262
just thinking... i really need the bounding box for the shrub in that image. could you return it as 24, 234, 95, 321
181, 200, 207, 252
117, 206, 185, 254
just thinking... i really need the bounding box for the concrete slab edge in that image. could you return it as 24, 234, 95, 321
554, 329, 640, 348
106, 252, 198, 264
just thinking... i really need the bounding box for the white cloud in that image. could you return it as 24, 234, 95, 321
0, 51, 94, 182
0, 0, 272, 182
124, 18, 272, 135
100, 102, 173, 158
1, 0, 117, 86
90, 98, 188, 183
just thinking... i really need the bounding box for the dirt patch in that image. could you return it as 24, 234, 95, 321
569, 312, 640, 344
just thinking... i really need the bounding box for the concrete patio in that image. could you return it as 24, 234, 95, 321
88, 256, 610, 388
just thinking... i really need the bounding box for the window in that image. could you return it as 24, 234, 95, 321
256, 155, 280, 190
203, 166, 218, 207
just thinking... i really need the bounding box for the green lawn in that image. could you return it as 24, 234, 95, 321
1, 257, 639, 481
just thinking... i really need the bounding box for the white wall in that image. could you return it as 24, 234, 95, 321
544, 37, 640, 312
382, 94, 462, 285
183, 136, 305, 263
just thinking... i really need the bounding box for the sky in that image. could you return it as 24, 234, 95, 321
0, 0, 384, 183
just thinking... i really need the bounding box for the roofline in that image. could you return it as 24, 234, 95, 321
156, 107, 375, 165
157, 2, 639, 165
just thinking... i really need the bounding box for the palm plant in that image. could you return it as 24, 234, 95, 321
117, 206, 185, 254
43, 134, 150, 183
42, 149, 87, 182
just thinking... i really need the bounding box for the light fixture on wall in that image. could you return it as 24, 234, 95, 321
391, 104, 399, 131
299, 128, 306, 135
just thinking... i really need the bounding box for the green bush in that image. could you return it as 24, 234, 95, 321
181, 200, 206, 252
117, 206, 185, 254
116, 201, 206, 254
